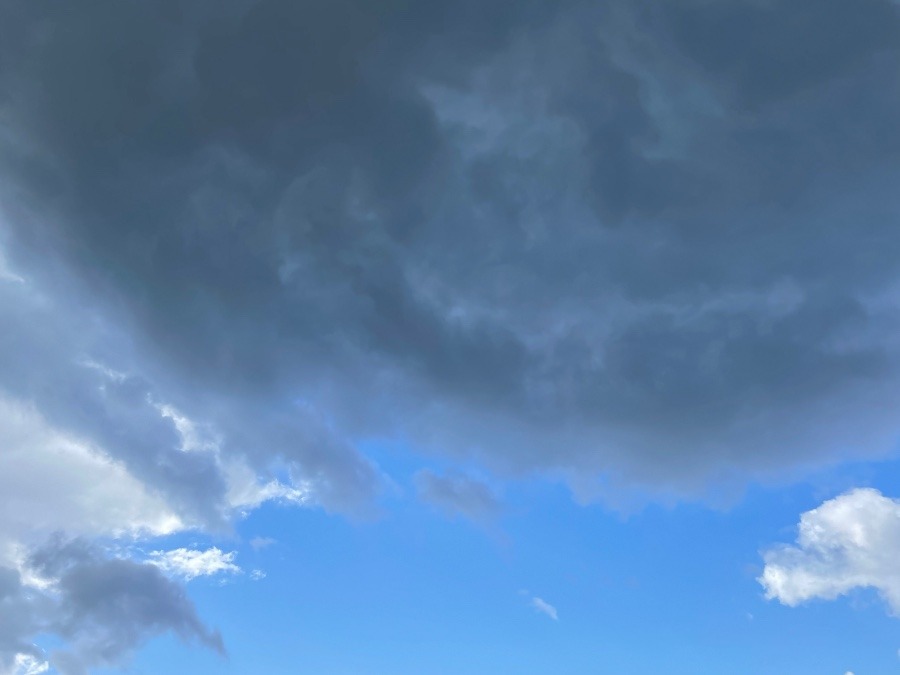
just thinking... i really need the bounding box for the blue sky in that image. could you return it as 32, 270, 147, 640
77, 455, 900, 674
4, 1, 900, 673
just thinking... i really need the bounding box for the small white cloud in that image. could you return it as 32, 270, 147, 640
149, 547, 241, 581
760, 488, 900, 614
11, 654, 48, 675
249, 536, 276, 551
224, 461, 311, 512
250, 569, 266, 581
531, 596, 558, 621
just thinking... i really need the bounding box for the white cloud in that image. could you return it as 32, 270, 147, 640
250, 569, 266, 581
0, 394, 183, 564
223, 461, 311, 513
148, 548, 241, 581
9, 654, 48, 675
760, 488, 900, 614
531, 596, 559, 621
159, 403, 314, 514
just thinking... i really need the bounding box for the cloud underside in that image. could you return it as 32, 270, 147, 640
0, 0, 899, 517
761, 488, 900, 614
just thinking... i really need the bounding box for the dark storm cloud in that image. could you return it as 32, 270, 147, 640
0, 538, 222, 675
663, 0, 899, 109
2, 0, 900, 516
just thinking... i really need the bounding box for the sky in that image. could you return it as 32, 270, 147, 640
2, 0, 900, 673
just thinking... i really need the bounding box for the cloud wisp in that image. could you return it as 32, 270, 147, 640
531, 597, 559, 622
414, 470, 502, 522
148, 548, 241, 582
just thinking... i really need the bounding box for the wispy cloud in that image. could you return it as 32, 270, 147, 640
149, 548, 241, 581
531, 596, 559, 621
249, 536, 276, 551
414, 470, 501, 522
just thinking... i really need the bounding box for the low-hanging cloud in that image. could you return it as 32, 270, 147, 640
2, 0, 899, 513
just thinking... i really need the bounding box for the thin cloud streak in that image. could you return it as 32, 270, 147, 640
531, 597, 559, 621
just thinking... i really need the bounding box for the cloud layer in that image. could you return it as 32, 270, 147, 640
1, 0, 899, 517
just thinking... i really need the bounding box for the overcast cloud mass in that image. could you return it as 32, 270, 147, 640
2, 0, 900, 671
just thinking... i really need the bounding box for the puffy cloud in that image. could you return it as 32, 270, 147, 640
760, 488, 900, 614
148, 548, 241, 581
0, 538, 223, 675
414, 470, 501, 522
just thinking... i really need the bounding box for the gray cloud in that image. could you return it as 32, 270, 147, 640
414, 470, 501, 522
0, 567, 46, 675
0, 538, 223, 675
4, 1, 900, 668
1, 0, 900, 514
